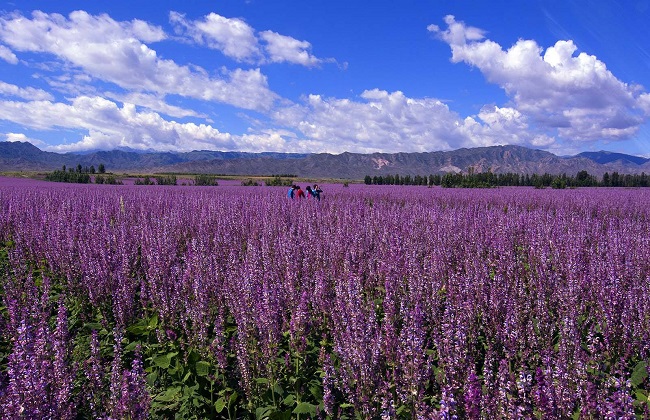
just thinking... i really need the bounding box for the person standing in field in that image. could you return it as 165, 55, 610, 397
311, 184, 323, 201
296, 185, 305, 199
288, 185, 296, 199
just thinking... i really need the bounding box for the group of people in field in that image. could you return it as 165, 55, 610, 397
288, 184, 323, 201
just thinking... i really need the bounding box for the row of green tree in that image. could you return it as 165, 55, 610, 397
239, 176, 298, 187
133, 175, 220, 186
134, 175, 178, 186
45, 170, 92, 183
45, 164, 109, 183
62, 163, 106, 174
45, 167, 224, 186
45, 164, 119, 184
364, 174, 433, 186
364, 170, 650, 188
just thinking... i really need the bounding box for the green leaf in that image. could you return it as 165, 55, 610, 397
127, 324, 149, 336
340, 403, 354, 409
196, 360, 210, 377
153, 352, 177, 369
124, 341, 140, 353
146, 370, 158, 387
282, 394, 296, 406
309, 384, 322, 399
630, 361, 648, 387
269, 411, 293, 420
293, 402, 317, 415
255, 377, 269, 385
84, 322, 103, 331
273, 383, 284, 396
187, 349, 200, 365
148, 313, 159, 328
182, 371, 191, 382
217, 387, 233, 397
167, 361, 183, 376
215, 398, 226, 413
229, 391, 239, 406
256, 405, 274, 419
155, 387, 181, 402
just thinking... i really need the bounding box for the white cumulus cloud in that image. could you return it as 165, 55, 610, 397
170, 11, 262, 62
0, 96, 292, 152
272, 89, 549, 153
0, 81, 54, 101
259, 30, 321, 67
429, 15, 650, 143
171, 11, 327, 67
0, 10, 277, 111
0, 44, 17, 64
103, 92, 205, 119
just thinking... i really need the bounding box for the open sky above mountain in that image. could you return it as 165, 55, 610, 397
0, 0, 649, 156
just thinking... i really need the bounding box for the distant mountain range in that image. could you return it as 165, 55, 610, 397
1, 141, 649, 179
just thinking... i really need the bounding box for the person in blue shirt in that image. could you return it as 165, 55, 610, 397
287, 185, 296, 199
312, 184, 323, 201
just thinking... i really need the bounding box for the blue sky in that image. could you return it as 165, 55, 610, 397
1, 0, 649, 156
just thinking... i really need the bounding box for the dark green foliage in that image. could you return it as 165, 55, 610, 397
241, 179, 260, 186
134, 175, 177, 186
134, 177, 155, 186
46, 163, 114, 184
265, 176, 293, 187
551, 176, 567, 189
601, 171, 649, 187
123, 313, 326, 420
95, 175, 122, 185
270, 174, 297, 178
602, 172, 610, 186
363, 170, 650, 188
45, 169, 91, 183
193, 175, 219, 186
155, 175, 177, 186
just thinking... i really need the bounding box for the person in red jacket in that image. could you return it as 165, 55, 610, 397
295, 185, 306, 199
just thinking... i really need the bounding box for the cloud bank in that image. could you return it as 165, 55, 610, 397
0, 10, 277, 111
0, 95, 294, 152
271, 90, 553, 153
429, 15, 650, 143
169, 12, 327, 67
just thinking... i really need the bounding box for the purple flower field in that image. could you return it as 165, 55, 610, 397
0, 177, 649, 418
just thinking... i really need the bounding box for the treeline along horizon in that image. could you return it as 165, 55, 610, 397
364, 170, 650, 188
